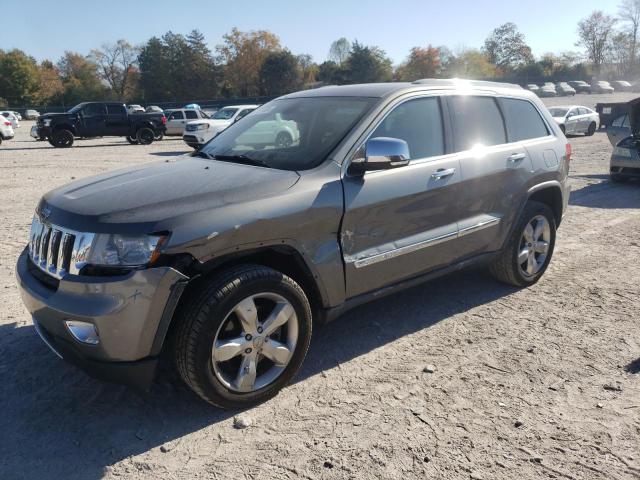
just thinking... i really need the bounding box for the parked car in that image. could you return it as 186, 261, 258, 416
591, 81, 615, 94
555, 83, 576, 96
145, 106, 163, 113
548, 105, 600, 135
527, 84, 540, 94
9, 110, 22, 120
24, 109, 40, 120
16, 79, 571, 408
611, 80, 633, 92
181, 105, 258, 149
568, 81, 591, 93
126, 104, 145, 114
0, 116, 14, 145
164, 108, 210, 136
610, 98, 640, 181
1, 111, 21, 128
538, 83, 557, 97
33, 102, 166, 147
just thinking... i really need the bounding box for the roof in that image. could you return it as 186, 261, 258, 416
283, 79, 524, 99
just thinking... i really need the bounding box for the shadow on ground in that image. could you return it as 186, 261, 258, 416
0, 268, 515, 479
569, 180, 640, 209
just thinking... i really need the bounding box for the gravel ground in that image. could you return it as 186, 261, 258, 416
1, 93, 639, 480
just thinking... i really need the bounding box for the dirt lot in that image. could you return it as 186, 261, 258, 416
1, 93, 639, 480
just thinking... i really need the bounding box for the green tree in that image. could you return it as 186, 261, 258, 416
483, 22, 533, 71
343, 41, 393, 84
138, 36, 171, 101
260, 50, 301, 95
395, 45, 441, 81
317, 60, 348, 84
217, 28, 281, 96
0, 49, 41, 105
57, 51, 107, 105
448, 49, 496, 79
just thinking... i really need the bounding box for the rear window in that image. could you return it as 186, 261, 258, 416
612, 114, 629, 127
449, 96, 506, 151
500, 98, 549, 141
185, 110, 198, 119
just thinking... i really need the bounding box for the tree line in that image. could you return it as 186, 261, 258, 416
0, 3, 635, 109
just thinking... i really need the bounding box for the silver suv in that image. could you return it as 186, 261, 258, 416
17, 79, 571, 408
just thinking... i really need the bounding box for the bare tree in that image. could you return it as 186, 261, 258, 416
90, 39, 139, 99
619, 0, 640, 70
328, 38, 351, 65
577, 11, 616, 74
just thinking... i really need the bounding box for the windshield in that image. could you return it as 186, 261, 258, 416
212, 108, 238, 120
549, 107, 569, 117
67, 103, 86, 113
200, 97, 376, 171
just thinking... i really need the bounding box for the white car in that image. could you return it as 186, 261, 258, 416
182, 105, 258, 149
24, 109, 40, 120
548, 105, 600, 136
0, 116, 15, 145
164, 108, 210, 136
9, 111, 22, 120
0, 111, 20, 128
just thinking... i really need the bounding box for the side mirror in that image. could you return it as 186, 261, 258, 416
349, 137, 410, 175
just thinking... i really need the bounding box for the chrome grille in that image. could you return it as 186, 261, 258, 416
28, 215, 94, 279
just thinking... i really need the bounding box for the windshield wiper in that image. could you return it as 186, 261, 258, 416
194, 150, 214, 159
212, 154, 271, 168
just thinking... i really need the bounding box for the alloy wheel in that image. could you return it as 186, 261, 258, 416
518, 215, 551, 277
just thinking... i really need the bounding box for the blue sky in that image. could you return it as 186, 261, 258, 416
5, 0, 612, 64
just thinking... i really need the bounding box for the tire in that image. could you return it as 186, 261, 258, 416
136, 127, 155, 145
174, 264, 313, 409
275, 131, 293, 148
489, 201, 556, 287
611, 173, 627, 183
126, 135, 138, 145
49, 129, 74, 148
154, 132, 164, 141
586, 122, 596, 136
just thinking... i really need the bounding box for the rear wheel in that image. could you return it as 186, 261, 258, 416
586, 122, 596, 136
126, 135, 138, 145
154, 132, 164, 141
49, 129, 74, 148
489, 201, 556, 287
174, 265, 312, 409
136, 127, 155, 145
275, 131, 293, 148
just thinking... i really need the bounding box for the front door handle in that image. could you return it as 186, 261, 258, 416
508, 152, 526, 162
431, 168, 456, 179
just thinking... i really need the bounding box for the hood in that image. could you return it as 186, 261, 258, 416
38, 112, 75, 120
40, 157, 300, 234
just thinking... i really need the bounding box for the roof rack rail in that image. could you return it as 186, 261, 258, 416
411, 78, 523, 90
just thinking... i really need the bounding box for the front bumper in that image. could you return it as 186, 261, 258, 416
16, 248, 188, 387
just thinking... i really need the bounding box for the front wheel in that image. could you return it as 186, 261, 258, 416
174, 265, 313, 409
489, 201, 556, 287
586, 122, 596, 136
49, 129, 74, 148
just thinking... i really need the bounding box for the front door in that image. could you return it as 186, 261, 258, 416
166, 110, 186, 135
341, 96, 462, 298
80, 103, 106, 137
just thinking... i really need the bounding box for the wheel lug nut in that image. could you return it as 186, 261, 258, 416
245, 334, 252, 341
245, 348, 252, 354
257, 327, 263, 334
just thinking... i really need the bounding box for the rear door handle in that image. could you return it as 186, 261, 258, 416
508, 153, 526, 162
431, 168, 456, 179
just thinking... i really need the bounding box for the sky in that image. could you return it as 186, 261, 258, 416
3, 0, 613, 65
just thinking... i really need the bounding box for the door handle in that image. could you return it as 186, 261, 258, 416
431, 168, 455, 179
508, 153, 526, 162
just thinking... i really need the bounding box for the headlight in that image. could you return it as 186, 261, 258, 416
193, 124, 209, 131
43, 119, 52, 127
85, 234, 164, 267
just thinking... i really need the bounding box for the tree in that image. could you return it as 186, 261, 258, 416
217, 28, 281, 96
90, 39, 139, 100
328, 38, 351, 65
296, 53, 318, 85
448, 49, 496, 79
619, 0, 640, 70
483, 22, 533, 71
611, 32, 634, 75
57, 51, 107, 105
260, 50, 301, 95
343, 41, 393, 84
0, 49, 41, 105
37, 60, 64, 104
138, 36, 171, 101
577, 11, 616, 74
395, 45, 441, 81
317, 60, 347, 84
184, 30, 220, 99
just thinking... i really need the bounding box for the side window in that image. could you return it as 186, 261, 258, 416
449, 96, 506, 151
168, 111, 184, 120
612, 115, 626, 127
623, 114, 630, 128
500, 98, 549, 142
568, 108, 578, 117
237, 109, 254, 120
83, 103, 106, 116
185, 110, 198, 119
578, 107, 588, 115
370, 97, 444, 160
107, 105, 125, 115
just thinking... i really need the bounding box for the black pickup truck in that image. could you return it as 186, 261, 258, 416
33, 102, 166, 148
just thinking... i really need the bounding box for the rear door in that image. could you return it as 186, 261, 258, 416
341, 95, 462, 297
166, 110, 185, 135
105, 104, 129, 136
447, 95, 531, 257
